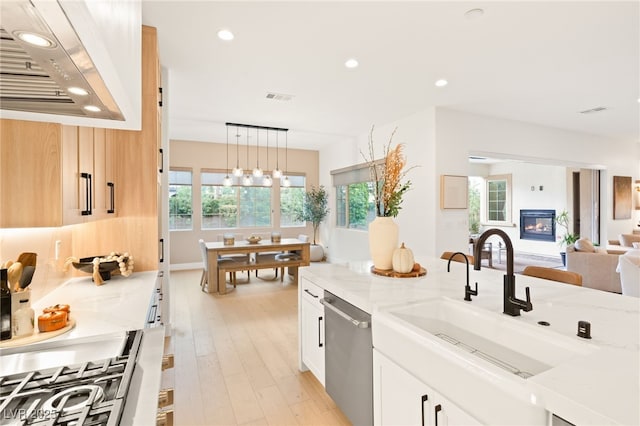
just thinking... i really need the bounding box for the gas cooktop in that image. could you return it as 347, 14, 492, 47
0, 330, 143, 425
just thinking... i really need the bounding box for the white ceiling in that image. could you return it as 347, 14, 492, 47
141, 1, 639, 149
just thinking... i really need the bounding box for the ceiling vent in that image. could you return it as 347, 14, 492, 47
579, 106, 607, 114
265, 92, 294, 101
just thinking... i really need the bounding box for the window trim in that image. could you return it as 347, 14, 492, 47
484, 173, 512, 226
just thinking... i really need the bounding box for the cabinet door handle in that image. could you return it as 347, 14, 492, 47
81, 172, 92, 215
304, 289, 318, 298
318, 316, 323, 348
158, 87, 163, 107
159, 148, 164, 173
434, 403, 442, 426
421, 394, 429, 426
107, 182, 115, 214
159, 238, 165, 263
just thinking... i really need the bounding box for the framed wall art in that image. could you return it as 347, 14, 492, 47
440, 175, 468, 209
613, 175, 632, 219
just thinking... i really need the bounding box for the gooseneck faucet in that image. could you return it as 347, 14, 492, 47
447, 252, 477, 301
473, 229, 533, 316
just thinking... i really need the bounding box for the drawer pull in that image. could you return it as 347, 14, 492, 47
156, 409, 174, 426
158, 388, 174, 408
162, 354, 174, 371
304, 288, 318, 298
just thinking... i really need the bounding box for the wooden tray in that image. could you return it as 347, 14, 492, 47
371, 266, 427, 278
0, 318, 76, 348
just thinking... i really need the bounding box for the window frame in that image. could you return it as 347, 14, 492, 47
168, 167, 194, 231
484, 174, 512, 226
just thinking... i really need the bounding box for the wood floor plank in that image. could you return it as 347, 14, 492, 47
167, 270, 350, 426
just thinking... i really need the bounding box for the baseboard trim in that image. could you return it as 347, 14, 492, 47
170, 262, 202, 271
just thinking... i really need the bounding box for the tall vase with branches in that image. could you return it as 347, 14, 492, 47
361, 126, 416, 269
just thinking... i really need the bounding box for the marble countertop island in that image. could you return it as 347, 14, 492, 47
301, 258, 639, 425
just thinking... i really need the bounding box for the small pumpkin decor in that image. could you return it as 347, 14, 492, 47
392, 243, 415, 274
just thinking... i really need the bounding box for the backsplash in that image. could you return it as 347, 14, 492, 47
0, 226, 73, 302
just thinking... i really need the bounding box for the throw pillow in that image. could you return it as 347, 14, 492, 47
619, 234, 640, 247
574, 238, 596, 252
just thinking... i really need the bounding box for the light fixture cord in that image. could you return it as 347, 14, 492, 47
256, 128, 260, 168
285, 131, 288, 174
246, 127, 250, 170
226, 125, 229, 173
265, 130, 269, 170
275, 131, 279, 169
236, 125, 240, 168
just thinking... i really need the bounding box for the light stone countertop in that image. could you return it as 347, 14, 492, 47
301, 258, 640, 425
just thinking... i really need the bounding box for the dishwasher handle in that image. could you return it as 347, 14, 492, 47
320, 298, 370, 329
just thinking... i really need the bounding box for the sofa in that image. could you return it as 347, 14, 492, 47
566, 240, 622, 293
617, 249, 640, 297
606, 233, 640, 254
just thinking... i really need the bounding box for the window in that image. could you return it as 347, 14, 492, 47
332, 163, 378, 230
486, 174, 512, 225
169, 169, 193, 230
201, 171, 272, 229
280, 175, 306, 227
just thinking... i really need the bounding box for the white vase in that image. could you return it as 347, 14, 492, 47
310, 244, 324, 262
368, 216, 399, 270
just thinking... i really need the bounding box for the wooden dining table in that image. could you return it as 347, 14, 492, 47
205, 238, 311, 294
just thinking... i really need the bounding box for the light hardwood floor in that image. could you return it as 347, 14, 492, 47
161, 269, 351, 426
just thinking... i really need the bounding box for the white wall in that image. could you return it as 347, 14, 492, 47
319, 107, 639, 264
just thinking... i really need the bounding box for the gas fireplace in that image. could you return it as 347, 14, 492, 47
520, 209, 556, 242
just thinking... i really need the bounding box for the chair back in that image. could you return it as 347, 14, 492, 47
522, 266, 582, 286
298, 234, 309, 242
440, 251, 474, 264
198, 239, 208, 272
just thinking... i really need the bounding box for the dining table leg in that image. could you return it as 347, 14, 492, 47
207, 249, 220, 294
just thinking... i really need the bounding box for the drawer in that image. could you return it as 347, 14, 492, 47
301, 278, 323, 307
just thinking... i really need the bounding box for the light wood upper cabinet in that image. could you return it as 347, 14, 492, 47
0, 120, 63, 227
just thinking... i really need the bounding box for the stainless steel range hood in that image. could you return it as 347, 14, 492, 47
0, 0, 127, 121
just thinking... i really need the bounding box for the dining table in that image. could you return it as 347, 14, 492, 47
205, 238, 311, 294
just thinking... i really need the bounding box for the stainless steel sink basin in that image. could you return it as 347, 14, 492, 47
386, 297, 596, 378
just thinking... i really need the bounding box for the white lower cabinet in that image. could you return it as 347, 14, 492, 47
300, 278, 325, 386
373, 349, 481, 426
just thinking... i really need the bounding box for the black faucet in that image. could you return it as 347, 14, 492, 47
446, 252, 478, 301
473, 229, 533, 316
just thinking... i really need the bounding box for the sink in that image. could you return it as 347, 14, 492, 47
385, 297, 597, 379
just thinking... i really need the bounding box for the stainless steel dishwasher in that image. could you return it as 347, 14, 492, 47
321, 290, 373, 425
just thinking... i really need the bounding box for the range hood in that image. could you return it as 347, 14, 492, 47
0, 0, 137, 123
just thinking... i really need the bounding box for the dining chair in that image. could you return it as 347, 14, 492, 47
273, 234, 308, 282
522, 266, 582, 286
255, 232, 283, 280
440, 251, 475, 264
216, 234, 251, 282
199, 239, 237, 292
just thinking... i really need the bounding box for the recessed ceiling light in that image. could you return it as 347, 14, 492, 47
217, 29, 234, 41
345, 58, 359, 69
16, 31, 55, 48
435, 79, 448, 87
67, 87, 89, 96
84, 105, 101, 112
464, 8, 485, 20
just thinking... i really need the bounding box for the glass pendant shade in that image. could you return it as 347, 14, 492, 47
242, 174, 253, 186
232, 167, 243, 177
282, 176, 291, 187
272, 168, 282, 178
223, 175, 233, 187
252, 167, 263, 178
262, 175, 273, 187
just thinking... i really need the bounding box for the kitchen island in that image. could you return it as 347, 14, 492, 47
299, 259, 639, 425
0, 271, 166, 425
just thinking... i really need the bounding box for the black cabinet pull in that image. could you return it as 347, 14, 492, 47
107, 182, 115, 214
434, 404, 442, 426
159, 148, 164, 173
318, 316, 323, 348
159, 238, 165, 263
81, 172, 92, 215
304, 289, 318, 298
158, 87, 163, 107
421, 394, 429, 426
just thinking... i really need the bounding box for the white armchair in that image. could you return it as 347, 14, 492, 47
566, 243, 622, 293
618, 249, 640, 297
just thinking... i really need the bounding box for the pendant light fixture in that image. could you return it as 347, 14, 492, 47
282, 130, 291, 187
223, 125, 233, 187
272, 130, 282, 179
263, 129, 273, 187
242, 127, 253, 186
252, 127, 263, 178
232, 125, 243, 177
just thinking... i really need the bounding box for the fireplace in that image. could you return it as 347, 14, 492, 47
520, 209, 556, 242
